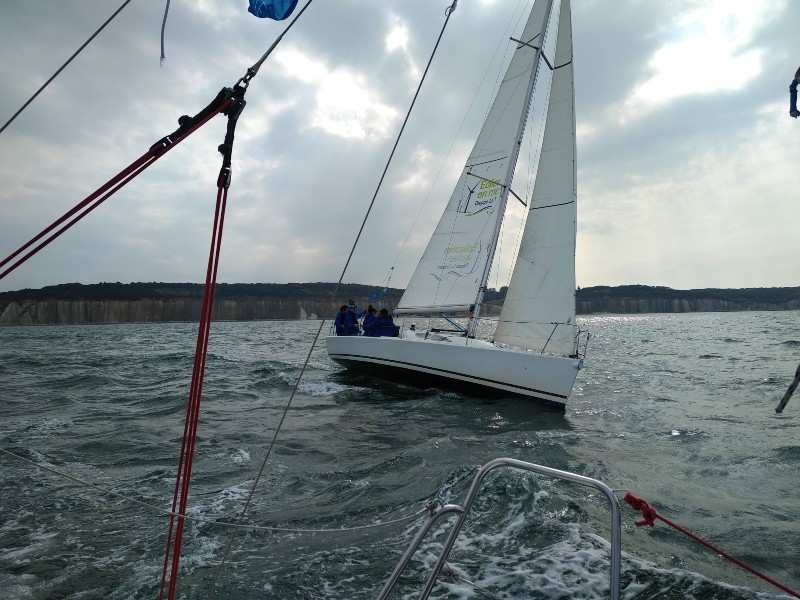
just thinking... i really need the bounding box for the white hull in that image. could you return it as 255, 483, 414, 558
326, 331, 581, 409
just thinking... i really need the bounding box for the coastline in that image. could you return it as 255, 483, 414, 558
2, 282, 799, 325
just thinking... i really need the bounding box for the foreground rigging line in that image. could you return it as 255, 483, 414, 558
214, 1, 459, 592
625, 493, 800, 599
0, 447, 425, 533
0, 0, 134, 136
160, 78, 249, 599
0, 87, 235, 280
775, 361, 800, 413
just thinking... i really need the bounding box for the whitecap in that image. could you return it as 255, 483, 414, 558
232, 448, 250, 465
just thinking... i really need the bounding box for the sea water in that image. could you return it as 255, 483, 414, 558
0, 311, 798, 599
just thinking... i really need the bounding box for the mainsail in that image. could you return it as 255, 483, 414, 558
494, 0, 576, 355
396, 0, 554, 315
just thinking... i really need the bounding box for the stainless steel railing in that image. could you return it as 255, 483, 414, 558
378, 457, 621, 600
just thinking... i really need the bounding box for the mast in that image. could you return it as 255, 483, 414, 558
467, 0, 557, 336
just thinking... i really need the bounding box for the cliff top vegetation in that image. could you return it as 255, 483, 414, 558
2, 282, 799, 315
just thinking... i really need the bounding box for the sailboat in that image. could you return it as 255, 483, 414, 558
327, 0, 585, 409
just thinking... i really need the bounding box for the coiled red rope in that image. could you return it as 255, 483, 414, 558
624, 493, 800, 598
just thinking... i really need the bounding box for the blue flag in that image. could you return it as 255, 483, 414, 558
248, 0, 298, 20
369, 287, 387, 302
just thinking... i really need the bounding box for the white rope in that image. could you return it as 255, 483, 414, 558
0, 447, 425, 533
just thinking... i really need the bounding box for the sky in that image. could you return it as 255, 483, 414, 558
0, 0, 798, 294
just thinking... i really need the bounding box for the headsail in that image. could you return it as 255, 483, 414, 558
494, 0, 577, 355
396, 0, 553, 315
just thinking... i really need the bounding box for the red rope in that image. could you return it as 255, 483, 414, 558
0, 96, 231, 281
624, 493, 800, 598
2, 84, 241, 598
158, 185, 228, 600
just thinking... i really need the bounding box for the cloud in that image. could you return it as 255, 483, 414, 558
1, 0, 798, 293
626, 0, 778, 118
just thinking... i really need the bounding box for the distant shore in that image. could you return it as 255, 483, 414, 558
1, 282, 798, 325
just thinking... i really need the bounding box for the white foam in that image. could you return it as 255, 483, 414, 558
232, 448, 250, 465
17, 417, 73, 437
276, 371, 356, 396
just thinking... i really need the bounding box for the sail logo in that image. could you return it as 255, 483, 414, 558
460, 177, 500, 215
477, 178, 500, 197
435, 240, 481, 278
458, 182, 479, 213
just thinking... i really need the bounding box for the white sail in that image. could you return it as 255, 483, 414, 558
494, 0, 577, 355
396, 0, 552, 315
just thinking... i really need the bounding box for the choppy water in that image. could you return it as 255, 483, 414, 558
1, 311, 799, 599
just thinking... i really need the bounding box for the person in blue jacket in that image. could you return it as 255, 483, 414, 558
791, 65, 800, 118
362, 305, 378, 337
344, 305, 360, 336
376, 308, 400, 337
334, 305, 347, 336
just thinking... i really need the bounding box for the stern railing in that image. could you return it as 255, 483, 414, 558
377, 457, 621, 600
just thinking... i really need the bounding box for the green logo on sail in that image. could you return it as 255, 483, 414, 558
443, 241, 478, 257
439, 240, 481, 275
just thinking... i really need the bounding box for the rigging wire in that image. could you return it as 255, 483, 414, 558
0, 88, 235, 281
398, 0, 533, 318
161, 180, 233, 600
0, 1, 315, 595
161, 6, 317, 595
327, 0, 459, 298
210, 2, 459, 592
0, 0, 134, 137
239, 0, 315, 88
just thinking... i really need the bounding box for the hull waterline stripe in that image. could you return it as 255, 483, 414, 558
329, 351, 569, 400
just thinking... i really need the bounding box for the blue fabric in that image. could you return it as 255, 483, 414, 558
248, 0, 298, 20
363, 313, 379, 337
344, 311, 360, 336
369, 287, 387, 302
377, 325, 400, 337
790, 79, 798, 114
376, 315, 399, 337
334, 310, 346, 336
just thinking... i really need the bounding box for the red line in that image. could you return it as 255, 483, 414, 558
162, 186, 228, 599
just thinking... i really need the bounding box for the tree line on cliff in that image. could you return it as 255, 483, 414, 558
1, 282, 799, 324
